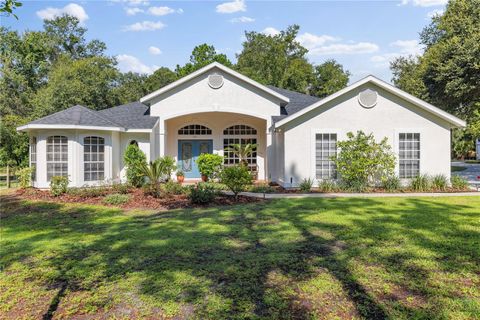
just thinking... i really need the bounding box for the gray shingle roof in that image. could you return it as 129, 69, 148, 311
98, 102, 158, 129
29, 105, 121, 127
267, 86, 321, 123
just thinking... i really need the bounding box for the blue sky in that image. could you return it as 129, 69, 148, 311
3, 0, 447, 83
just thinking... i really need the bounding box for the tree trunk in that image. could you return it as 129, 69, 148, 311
6, 165, 10, 188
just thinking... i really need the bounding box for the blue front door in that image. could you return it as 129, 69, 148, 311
178, 140, 213, 178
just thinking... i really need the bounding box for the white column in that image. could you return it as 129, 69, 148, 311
159, 119, 166, 157
265, 118, 273, 182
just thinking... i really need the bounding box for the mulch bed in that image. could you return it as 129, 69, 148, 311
15, 188, 261, 211
263, 185, 472, 194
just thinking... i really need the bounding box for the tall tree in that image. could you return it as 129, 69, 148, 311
111, 72, 148, 104
175, 44, 232, 77
310, 60, 350, 98
144, 67, 177, 92
33, 56, 119, 117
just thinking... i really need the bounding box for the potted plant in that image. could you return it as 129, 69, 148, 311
176, 170, 185, 183
196, 153, 224, 182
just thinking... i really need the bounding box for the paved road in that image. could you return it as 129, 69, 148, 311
452, 161, 480, 182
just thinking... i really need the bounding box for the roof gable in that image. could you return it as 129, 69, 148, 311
140, 62, 290, 104
274, 76, 466, 128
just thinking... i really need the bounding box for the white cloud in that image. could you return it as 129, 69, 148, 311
123, 20, 165, 31
125, 7, 143, 15
148, 6, 175, 16
427, 8, 444, 17
391, 39, 423, 55
111, 0, 149, 6
216, 0, 246, 14
230, 16, 254, 23
36, 3, 89, 23
148, 46, 162, 55
309, 42, 379, 55
400, 0, 447, 7
262, 27, 280, 36
296, 32, 338, 50
370, 39, 424, 68
117, 54, 155, 74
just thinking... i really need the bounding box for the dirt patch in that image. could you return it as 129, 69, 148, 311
15, 188, 261, 211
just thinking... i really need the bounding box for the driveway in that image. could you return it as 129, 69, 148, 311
452, 161, 480, 182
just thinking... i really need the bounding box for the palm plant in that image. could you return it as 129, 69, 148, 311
225, 143, 257, 167
139, 156, 176, 197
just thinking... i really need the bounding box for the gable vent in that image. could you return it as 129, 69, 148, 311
358, 89, 378, 109
208, 73, 224, 89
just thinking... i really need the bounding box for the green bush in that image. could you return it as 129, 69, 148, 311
451, 175, 469, 190
219, 165, 253, 200
187, 183, 218, 204
299, 177, 314, 192
333, 131, 396, 192
248, 183, 274, 193
143, 183, 163, 198
111, 182, 131, 194
382, 175, 401, 192
123, 144, 147, 187
432, 174, 448, 191
103, 193, 130, 205
67, 186, 108, 198
162, 180, 185, 195
139, 157, 178, 198
50, 176, 69, 196
17, 167, 33, 189
410, 174, 431, 192
318, 179, 338, 193
196, 153, 224, 180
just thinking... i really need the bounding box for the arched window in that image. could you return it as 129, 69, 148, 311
46, 136, 68, 180
178, 124, 212, 135
223, 125, 258, 172
84, 136, 105, 181
223, 124, 257, 135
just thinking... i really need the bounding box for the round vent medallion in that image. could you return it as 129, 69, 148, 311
358, 89, 378, 109
208, 73, 224, 89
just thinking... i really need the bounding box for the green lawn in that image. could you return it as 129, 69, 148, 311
1, 191, 479, 320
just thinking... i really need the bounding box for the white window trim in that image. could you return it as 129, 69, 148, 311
79, 133, 111, 186
46, 135, 69, 181
310, 128, 340, 186
394, 128, 424, 180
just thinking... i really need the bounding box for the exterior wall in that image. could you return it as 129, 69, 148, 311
118, 132, 151, 182
279, 83, 453, 187
165, 112, 267, 179
30, 129, 114, 188
148, 67, 282, 121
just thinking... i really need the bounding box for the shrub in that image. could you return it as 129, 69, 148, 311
318, 179, 338, 193
17, 167, 33, 189
139, 157, 177, 198
187, 183, 217, 204
299, 177, 314, 192
157, 156, 176, 181
112, 182, 131, 194
410, 174, 431, 192
451, 175, 469, 190
333, 131, 396, 191
123, 144, 147, 187
50, 176, 69, 196
248, 183, 274, 193
103, 193, 130, 205
162, 180, 185, 195
219, 165, 253, 200
67, 186, 108, 198
196, 153, 224, 180
431, 174, 448, 191
382, 175, 401, 192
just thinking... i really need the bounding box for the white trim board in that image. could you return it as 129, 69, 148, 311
275, 75, 466, 129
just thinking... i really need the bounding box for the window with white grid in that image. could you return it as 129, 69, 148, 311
84, 136, 105, 181
399, 133, 420, 178
178, 124, 212, 135
30, 137, 37, 181
223, 125, 257, 135
46, 136, 68, 180
316, 133, 337, 180
223, 138, 258, 172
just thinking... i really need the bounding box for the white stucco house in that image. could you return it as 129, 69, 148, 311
18, 62, 466, 188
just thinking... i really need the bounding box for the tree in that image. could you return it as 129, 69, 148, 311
112, 72, 148, 104
333, 131, 396, 191
281, 58, 314, 94
175, 44, 232, 77
0, 0, 22, 19
33, 56, 119, 117
310, 60, 350, 98
0, 115, 29, 167
144, 67, 177, 92
236, 25, 310, 92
